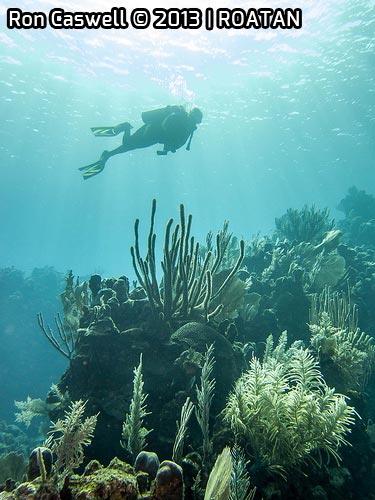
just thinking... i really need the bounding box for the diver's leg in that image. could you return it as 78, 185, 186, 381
97, 125, 134, 160
99, 124, 161, 162
80, 123, 159, 178
80, 123, 134, 178
100, 145, 126, 160
122, 124, 160, 150
91, 122, 133, 137
115, 122, 133, 135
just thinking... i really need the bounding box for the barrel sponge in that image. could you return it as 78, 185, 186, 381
134, 451, 159, 480
27, 447, 53, 481
154, 460, 183, 500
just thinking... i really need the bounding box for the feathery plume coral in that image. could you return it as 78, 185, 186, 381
15, 396, 49, 428
121, 354, 152, 459
224, 335, 356, 474
172, 397, 194, 464
196, 344, 216, 461
45, 399, 98, 478
230, 445, 255, 500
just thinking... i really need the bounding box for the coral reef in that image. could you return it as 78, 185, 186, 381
0, 452, 26, 484
337, 243, 375, 334
0, 457, 169, 500
0, 421, 36, 458
4, 197, 375, 500
0, 449, 192, 500
0, 267, 65, 422
309, 288, 375, 393
338, 186, 375, 248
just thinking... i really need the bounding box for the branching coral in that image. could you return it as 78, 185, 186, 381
45, 400, 98, 479
131, 199, 245, 322
224, 335, 356, 474
14, 385, 68, 428
309, 288, 375, 392
275, 204, 334, 244
37, 271, 87, 359
309, 285, 358, 332
60, 271, 89, 330
37, 312, 78, 360
15, 396, 49, 428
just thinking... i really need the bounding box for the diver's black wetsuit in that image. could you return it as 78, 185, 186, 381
80, 105, 202, 179
107, 105, 198, 158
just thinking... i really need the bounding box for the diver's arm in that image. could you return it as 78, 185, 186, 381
157, 145, 185, 155
156, 108, 193, 155
156, 146, 177, 156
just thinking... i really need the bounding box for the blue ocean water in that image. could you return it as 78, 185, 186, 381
1, 0, 373, 277
0, 0, 374, 447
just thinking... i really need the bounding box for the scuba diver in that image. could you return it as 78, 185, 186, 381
79, 105, 203, 179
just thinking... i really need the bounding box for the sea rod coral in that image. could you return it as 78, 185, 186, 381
131, 199, 245, 322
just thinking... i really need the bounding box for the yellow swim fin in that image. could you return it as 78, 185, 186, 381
91, 122, 133, 137
90, 126, 118, 137
79, 158, 106, 179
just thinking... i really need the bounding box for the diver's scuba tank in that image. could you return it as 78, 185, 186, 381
141, 105, 183, 124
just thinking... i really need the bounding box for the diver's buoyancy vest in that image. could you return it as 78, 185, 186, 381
141, 105, 185, 125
